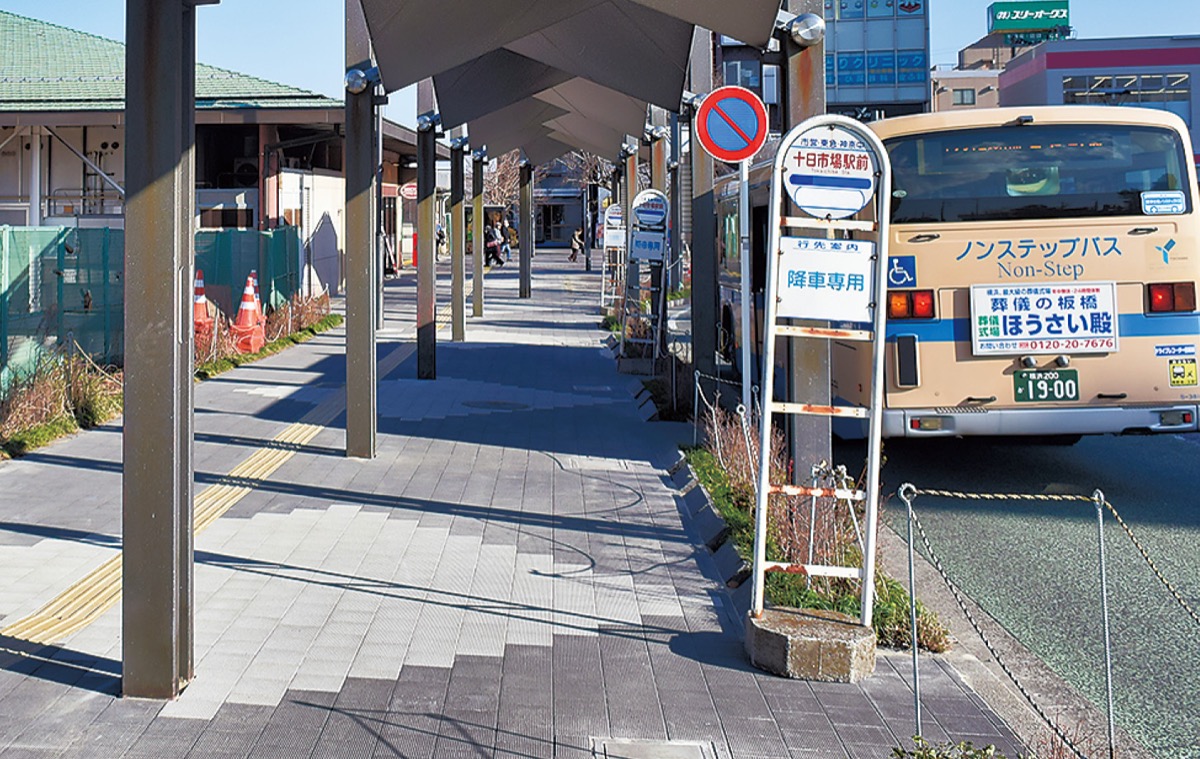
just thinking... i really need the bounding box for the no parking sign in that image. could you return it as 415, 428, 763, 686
694, 86, 769, 164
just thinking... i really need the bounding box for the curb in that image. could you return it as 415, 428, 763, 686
666, 460, 753, 635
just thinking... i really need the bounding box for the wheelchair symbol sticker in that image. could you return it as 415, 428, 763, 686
888, 256, 916, 287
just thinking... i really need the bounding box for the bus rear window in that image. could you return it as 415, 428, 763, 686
885, 123, 1192, 223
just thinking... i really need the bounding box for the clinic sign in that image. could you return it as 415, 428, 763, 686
782, 124, 877, 221
987, 1, 1069, 33
628, 189, 669, 261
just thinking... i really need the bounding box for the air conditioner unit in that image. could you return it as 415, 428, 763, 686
232, 158, 259, 187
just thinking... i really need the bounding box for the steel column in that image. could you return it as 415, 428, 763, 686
785, 0, 830, 481
472, 151, 485, 317
650, 130, 669, 353
450, 134, 466, 341
345, 0, 378, 455
518, 161, 533, 299
122, 0, 200, 699
416, 105, 437, 378
28, 127, 41, 226
669, 111, 682, 291
690, 120, 717, 385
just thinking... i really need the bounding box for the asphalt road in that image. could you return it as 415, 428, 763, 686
862, 432, 1200, 759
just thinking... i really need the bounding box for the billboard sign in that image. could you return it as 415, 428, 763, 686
988, 1, 1069, 33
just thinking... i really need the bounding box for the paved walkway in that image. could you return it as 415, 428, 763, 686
0, 256, 1026, 758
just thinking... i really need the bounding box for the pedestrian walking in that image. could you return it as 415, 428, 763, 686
569, 227, 583, 262
484, 223, 505, 267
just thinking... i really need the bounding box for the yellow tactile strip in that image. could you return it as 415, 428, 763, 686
0, 301, 431, 645
1, 418, 329, 644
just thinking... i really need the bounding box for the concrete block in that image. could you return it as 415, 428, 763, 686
690, 503, 729, 548
711, 541, 748, 587
745, 608, 876, 684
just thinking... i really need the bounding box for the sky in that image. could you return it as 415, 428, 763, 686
3, 0, 1198, 128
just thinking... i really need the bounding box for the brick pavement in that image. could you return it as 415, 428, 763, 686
0, 256, 1026, 758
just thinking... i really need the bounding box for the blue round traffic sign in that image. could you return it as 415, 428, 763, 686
695, 86, 769, 164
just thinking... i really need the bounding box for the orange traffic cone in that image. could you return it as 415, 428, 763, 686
193, 268, 214, 343
230, 274, 266, 354
249, 269, 266, 326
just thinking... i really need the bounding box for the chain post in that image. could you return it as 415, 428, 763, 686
899, 483, 922, 739
806, 461, 822, 587
1093, 488, 1117, 759
693, 370, 701, 446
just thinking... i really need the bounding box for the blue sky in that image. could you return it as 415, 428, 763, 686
4, 1, 1197, 127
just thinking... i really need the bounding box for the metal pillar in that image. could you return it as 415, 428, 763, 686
785, 0, 830, 480
518, 161, 533, 299
650, 126, 669, 353
123, 0, 205, 699
345, 0, 378, 456
376, 95, 386, 331
669, 111, 682, 291
688, 27, 719, 391
471, 150, 485, 317
416, 84, 438, 378
450, 132, 466, 341
28, 127, 41, 226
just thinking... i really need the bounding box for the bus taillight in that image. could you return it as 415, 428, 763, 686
911, 290, 935, 318
888, 290, 935, 319
1147, 282, 1197, 313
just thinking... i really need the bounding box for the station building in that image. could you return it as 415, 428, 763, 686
0, 10, 439, 298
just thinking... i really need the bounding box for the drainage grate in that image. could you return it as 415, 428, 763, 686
461, 400, 531, 411
591, 739, 716, 759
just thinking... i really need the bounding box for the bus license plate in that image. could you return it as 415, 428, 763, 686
1013, 369, 1079, 403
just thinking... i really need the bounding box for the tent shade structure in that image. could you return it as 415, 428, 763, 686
359, 0, 783, 161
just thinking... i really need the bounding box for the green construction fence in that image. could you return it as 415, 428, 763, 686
1, 225, 301, 395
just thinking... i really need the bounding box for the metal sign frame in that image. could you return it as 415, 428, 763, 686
751, 114, 892, 628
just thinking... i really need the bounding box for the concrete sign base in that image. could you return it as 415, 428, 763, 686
745, 608, 877, 683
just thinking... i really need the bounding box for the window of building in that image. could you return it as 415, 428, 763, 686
199, 208, 254, 229
762, 64, 780, 105
1062, 72, 1191, 124
722, 59, 761, 89
951, 88, 976, 106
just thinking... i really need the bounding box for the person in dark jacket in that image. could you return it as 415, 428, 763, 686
483, 223, 505, 266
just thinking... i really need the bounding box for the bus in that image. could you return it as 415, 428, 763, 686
716, 105, 1200, 439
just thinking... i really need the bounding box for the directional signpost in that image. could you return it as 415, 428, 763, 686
694, 86, 769, 412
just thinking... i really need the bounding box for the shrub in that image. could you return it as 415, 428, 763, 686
687, 403, 951, 652
893, 737, 1016, 758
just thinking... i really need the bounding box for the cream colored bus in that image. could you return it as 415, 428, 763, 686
718, 105, 1200, 440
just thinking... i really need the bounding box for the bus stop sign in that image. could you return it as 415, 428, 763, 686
782, 123, 877, 220
695, 86, 769, 164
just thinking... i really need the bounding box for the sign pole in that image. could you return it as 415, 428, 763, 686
739, 159, 752, 413
691, 85, 769, 414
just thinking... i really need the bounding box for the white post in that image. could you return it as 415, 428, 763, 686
858, 122, 891, 628
28, 127, 42, 226
739, 159, 752, 414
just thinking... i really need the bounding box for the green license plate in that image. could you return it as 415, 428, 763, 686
1013, 369, 1079, 403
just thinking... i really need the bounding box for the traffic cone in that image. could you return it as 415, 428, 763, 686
249, 269, 266, 326
230, 274, 266, 354
193, 268, 214, 344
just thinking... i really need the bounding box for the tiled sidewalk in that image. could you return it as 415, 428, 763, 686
0, 258, 1026, 758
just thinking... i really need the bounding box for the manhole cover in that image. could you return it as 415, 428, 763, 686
592, 739, 714, 759
461, 400, 530, 411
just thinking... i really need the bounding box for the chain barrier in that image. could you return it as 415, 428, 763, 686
909, 488, 1199, 633
898, 485, 1095, 759
1099, 497, 1200, 629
